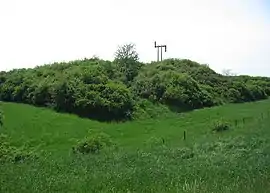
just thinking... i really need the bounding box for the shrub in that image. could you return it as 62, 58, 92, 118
74, 81, 134, 121
246, 84, 267, 100
0, 134, 37, 163
134, 71, 215, 111
1, 56, 270, 122
132, 99, 172, 120
72, 132, 113, 154
32, 81, 52, 106
212, 120, 230, 132
51, 79, 77, 112
229, 81, 267, 102
226, 88, 242, 103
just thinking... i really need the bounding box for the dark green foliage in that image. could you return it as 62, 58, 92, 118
74, 81, 134, 121
132, 99, 172, 120
134, 67, 215, 111
32, 79, 53, 106
0, 59, 134, 121
162, 72, 214, 109
134, 58, 270, 109
51, 79, 77, 112
228, 77, 269, 102
0, 56, 269, 121
72, 132, 113, 154
226, 88, 242, 103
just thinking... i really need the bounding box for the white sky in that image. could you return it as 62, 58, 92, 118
0, 0, 269, 76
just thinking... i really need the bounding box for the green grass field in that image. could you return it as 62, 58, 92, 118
1, 100, 270, 193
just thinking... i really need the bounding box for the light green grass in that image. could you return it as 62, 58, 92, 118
1, 100, 270, 193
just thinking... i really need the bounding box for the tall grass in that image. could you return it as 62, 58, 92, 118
1, 99, 270, 192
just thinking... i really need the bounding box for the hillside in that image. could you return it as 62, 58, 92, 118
1, 100, 270, 192
0, 55, 270, 122
1, 50, 270, 191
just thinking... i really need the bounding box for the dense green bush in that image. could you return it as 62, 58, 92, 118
0, 55, 269, 121
134, 70, 216, 111
72, 132, 113, 154
0, 59, 134, 121
162, 72, 215, 109
135, 58, 270, 108
51, 79, 78, 112
73, 81, 134, 120
226, 88, 242, 103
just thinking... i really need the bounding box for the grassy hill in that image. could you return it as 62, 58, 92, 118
1, 99, 270, 192
1, 56, 270, 122
1, 46, 270, 192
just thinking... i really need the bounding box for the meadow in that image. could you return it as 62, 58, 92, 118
1, 99, 270, 193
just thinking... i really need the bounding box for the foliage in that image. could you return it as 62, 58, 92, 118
132, 99, 173, 120
212, 120, 230, 132
0, 59, 134, 121
134, 58, 270, 109
0, 134, 36, 163
72, 132, 113, 154
134, 66, 215, 111
0, 54, 269, 121
114, 43, 143, 84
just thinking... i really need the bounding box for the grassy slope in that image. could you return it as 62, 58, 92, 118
1, 100, 270, 192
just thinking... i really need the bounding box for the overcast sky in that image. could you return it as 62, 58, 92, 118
0, 0, 269, 76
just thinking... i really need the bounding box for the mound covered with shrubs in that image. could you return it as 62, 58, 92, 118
133, 70, 215, 111
0, 45, 269, 121
0, 59, 134, 121
134, 59, 269, 108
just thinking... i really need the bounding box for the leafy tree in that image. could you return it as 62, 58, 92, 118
114, 43, 142, 84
